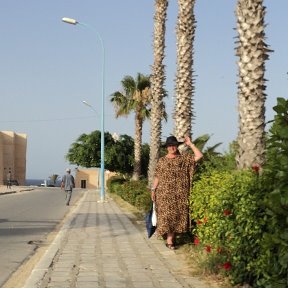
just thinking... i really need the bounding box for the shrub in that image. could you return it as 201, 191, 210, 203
106, 175, 126, 194
253, 97, 288, 287
190, 169, 265, 285
107, 176, 151, 213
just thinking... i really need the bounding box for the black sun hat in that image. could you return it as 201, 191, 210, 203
163, 136, 184, 147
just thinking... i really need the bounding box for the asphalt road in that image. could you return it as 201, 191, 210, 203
0, 187, 84, 287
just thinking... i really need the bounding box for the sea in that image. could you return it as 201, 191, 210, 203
25, 179, 62, 187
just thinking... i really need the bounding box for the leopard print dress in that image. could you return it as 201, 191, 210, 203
154, 153, 195, 236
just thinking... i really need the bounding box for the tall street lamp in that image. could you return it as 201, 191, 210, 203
62, 17, 105, 202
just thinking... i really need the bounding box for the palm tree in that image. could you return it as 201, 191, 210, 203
49, 174, 59, 186
148, 0, 169, 186
235, 0, 272, 169
110, 73, 151, 180
174, 0, 196, 140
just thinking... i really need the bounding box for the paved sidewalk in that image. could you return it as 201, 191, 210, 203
0, 185, 34, 195
23, 189, 218, 288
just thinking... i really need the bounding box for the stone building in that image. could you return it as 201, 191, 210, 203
0, 131, 27, 186
75, 168, 115, 189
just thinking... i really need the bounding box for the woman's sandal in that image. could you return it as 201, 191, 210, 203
165, 243, 176, 250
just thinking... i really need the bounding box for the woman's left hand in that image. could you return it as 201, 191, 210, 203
185, 136, 203, 162
184, 136, 193, 146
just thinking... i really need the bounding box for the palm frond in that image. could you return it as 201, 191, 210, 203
110, 91, 132, 117
122, 76, 136, 97
205, 143, 223, 155
193, 134, 210, 151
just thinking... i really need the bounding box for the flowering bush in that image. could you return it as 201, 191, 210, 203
190, 99, 288, 287
190, 170, 265, 285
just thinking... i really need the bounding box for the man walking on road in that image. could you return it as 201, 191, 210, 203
61, 168, 75, 206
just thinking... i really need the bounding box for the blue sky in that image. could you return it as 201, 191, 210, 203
0, 1, 287, 179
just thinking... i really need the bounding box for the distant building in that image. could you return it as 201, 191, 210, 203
75, 168, 115, 189
0, 131, 27, 186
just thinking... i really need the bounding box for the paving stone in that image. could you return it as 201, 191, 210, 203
30, 189, 219, 288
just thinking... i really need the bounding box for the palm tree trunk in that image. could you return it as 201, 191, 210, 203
148, 0, 168, 186
235, 0, 272, 169
132, 109, 143, 180
174, 0, 196, 141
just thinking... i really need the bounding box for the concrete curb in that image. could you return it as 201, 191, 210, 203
0, 191, 17, 196
0, 187, 35, 196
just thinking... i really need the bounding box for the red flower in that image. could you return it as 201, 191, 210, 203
223, 262, 232, 270
194, 238, 200, 246
224, 209, 232, 216
252, 163, 260, 173
196, 220, 202, 225
205, 245, 211, 253
203, 217, 208, 223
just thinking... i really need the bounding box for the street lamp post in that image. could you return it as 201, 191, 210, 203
62, 17, 105, 202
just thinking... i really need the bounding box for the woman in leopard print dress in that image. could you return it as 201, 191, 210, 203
151, 135, 203, 249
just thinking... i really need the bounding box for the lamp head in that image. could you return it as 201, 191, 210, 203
62, 17, 78, 25
82, 100, 91, 107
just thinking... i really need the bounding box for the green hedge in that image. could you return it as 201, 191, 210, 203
190, 170, 266, 286
106, 175, 151, 212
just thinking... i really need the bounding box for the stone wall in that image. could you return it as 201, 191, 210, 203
0, 131, 27, 185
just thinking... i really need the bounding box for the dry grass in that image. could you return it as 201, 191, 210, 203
176, 243, 234, 288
